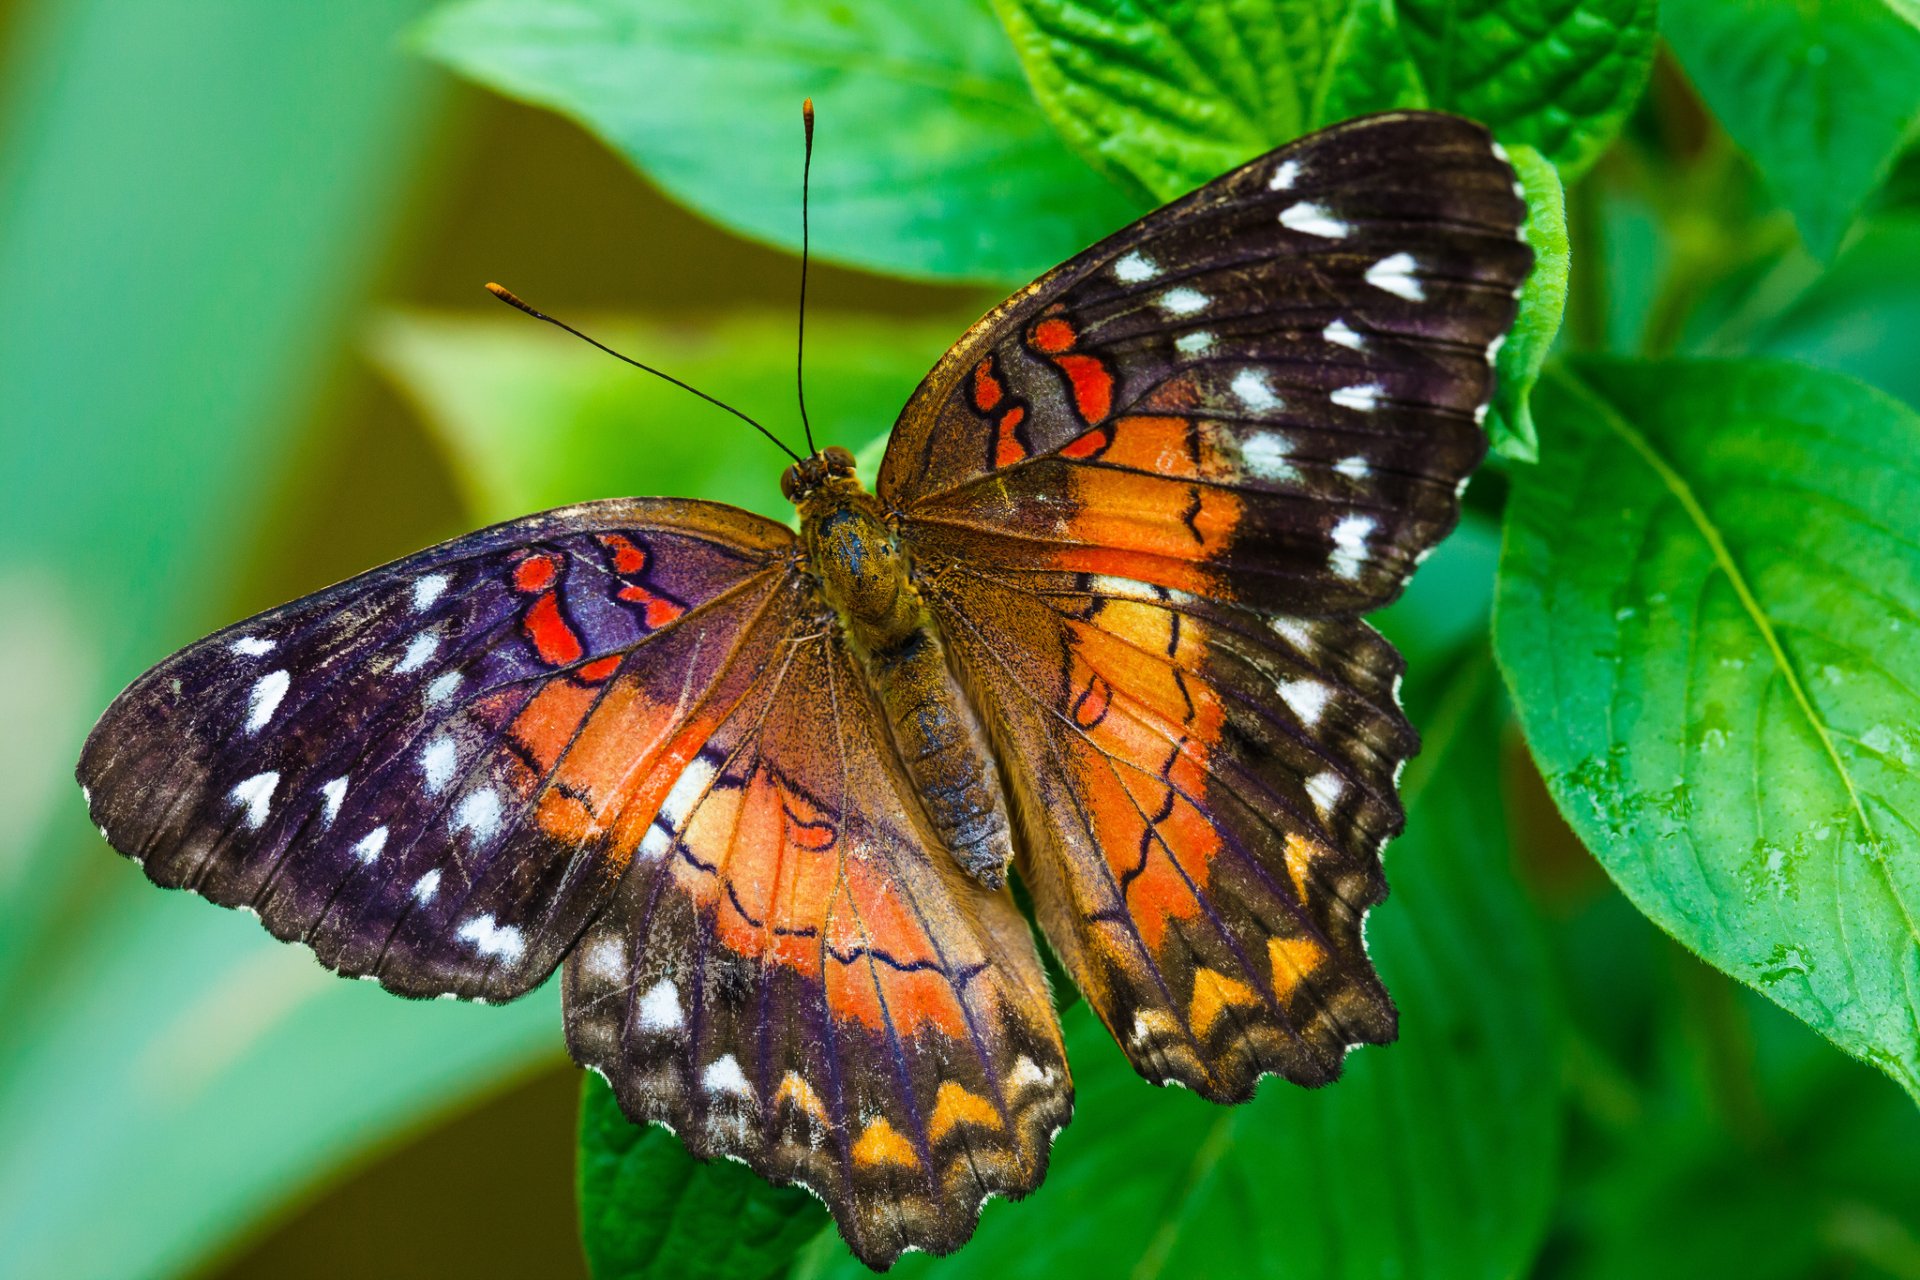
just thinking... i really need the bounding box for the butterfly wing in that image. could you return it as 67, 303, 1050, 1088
78, 498, 796, 1002
562, 587, 1070, 1268
881, 110, 1529, 615
884, 112, 1530, 1098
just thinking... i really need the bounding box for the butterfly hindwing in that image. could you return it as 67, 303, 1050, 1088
883, 111, 1530, 615
562, 587, 1070, 1267
921, 561, 1408, 1098
78, 499, 791, 1001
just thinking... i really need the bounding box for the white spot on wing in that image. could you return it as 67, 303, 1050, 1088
395, 631, 439, 675
421, 736, 457, 795
320, 776, 347, 827
1279, 201, 1348, 238
452, 788, 503, 842
456, 912, 526, 962
353, 826, 388, 864
244, 670, 290, 733
1366, 252, 1424, 301
425, 670, 463, 708
702, 1053, 752, 1098
1175, 331, 1215, 355
1323, 318, 1364, 350
639, 822, 673, 861
412, 573, 449, 612
1330, 514, 1376, 580
1270, 616, 1314, 649
1487, 333, 1507, 365
1269, 158, 1299, 190
1491, 140, 1511, 163
637, 979, 684, 1032
1331, 383, 1383, 411
1335, 455, 1371, 480
1159, 287, 1209, 316
1306, 771, 1347, 815
659, 756, 716, 832
1010, 1056, 1055, 1091
228, 772, 279, 830
584, 936, 625, 982
1231, 368, 1282, 411
1279, 679, 1332, 727
1113, 251, 1158, 283
229, 635, 274, 657
1242, 431, 1299, 483
412, 869, 441, 903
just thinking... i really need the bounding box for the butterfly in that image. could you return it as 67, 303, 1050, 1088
78, 110, 1530, 1268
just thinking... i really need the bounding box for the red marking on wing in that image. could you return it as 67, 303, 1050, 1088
577, 655, 622, 683
596, 532, 648, 575
513, 553, 560, 594
1055, 353, 1114, 425
1028, 316, 1076, 355
994, 405, 1029, 468
523, 592, 584, 667
972, 359, 1004, 413
1104, 415, 1204, 477
1059, 423, 1114, 460
617, 584, 686, 629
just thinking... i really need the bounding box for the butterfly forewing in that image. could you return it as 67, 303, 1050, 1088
78, 499, 791, 1001
884, 111, 1530, 615
887, 112, 1529, 1096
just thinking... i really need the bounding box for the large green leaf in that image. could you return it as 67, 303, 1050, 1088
369, 308, 964, 522
799, 638, 1562, 1277
991, 0, 1656, 202
1663, 0, 1920, 259
1497, 357, 1920, 1101
412, 0, 1140, 284
1749, 212, 1920, 410
578, 1074, 827, 1280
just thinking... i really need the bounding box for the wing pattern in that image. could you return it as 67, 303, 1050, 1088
79, 500, 791, 1001
563, 586, 1069, 1265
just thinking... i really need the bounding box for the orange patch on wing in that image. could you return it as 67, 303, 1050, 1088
774, 1071, 830, 1124
1267, 936, 1325, 1001
852, 1117, 920, 1169
576, 655, 622, 683
928, 1082, 1003, 1143
1067, 467, 1240, 559
1103, 415, 1211, 478
1282, 833, 1320, 906
1188, 968, 1261, 1037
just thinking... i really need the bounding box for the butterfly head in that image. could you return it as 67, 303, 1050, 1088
779, 444, 858, 505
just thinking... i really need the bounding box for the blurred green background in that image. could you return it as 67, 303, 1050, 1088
5, 2, 1920, 1279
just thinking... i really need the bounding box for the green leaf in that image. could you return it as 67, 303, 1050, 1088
369, 308, 966, 523
990, 0, 1656, 202
1749, 212, 1920, 410
579, 1072, 827, 1280
1497, 357, 1920, 1102
412, 0, 1139, 284
799, 639, 1562, 1278
1489, 145, 1569, 463
1663, 0, 1920, 259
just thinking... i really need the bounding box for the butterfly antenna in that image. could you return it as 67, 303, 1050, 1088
484, 283, 802, 464
795, 97, 817, 456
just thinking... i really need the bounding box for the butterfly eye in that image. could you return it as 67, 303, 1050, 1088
780, 466, 803, 501
823, 445, 855, 475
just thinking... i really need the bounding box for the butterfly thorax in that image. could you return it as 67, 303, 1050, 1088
791, 455, 1016, 889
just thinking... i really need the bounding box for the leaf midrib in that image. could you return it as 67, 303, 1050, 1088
1549, 364, 1917, 956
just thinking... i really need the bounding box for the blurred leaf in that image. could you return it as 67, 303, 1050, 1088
990, 0, 1656, 203
1488, 146, 1569, 463
412, 0, 1140, 284
1497, 357, 1920, 1103
1748, 212, 1920, 409
370, 309, 966, 522
578, 1073, 827, 1280
800, 645, 1561, 1279
1663, 0, 1920, 259
0, 5, 579, 1280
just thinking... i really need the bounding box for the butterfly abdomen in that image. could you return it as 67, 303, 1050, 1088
799, 474, 1015, 888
